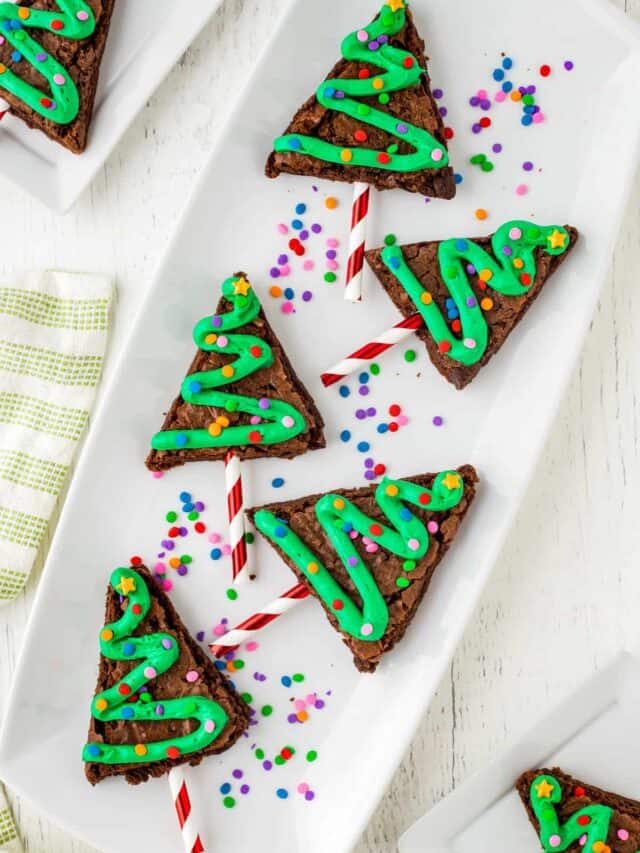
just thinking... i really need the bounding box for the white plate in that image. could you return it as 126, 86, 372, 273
1, 0, 640, 852
399, 653, 640, 852
0, 0, 220, 213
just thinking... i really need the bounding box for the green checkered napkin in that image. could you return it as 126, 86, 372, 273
0, 270, 113, 603
0, 784, 21, 851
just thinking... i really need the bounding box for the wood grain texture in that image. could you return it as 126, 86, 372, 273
0, 0, 639, 851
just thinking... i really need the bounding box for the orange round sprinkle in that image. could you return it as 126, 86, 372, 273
204, 333, 217, 344
333, 498, 345, 510
216, 415, 230, 428
95, 698, 108, 711
421, 292, 433, 305
340, 149, 353, 163
510, 90, 522, 102
221, 365, 234, 379
475, 208, 488, 221
307, 562, 319, 574
297, 710, 309, 722
372, 77, 384, 90
101, 629, 113, 641
0, 65, 6, 75
480, 297, 494, 311
269, 285, 283, 298
134, 744, 147, 756
325, 196, 338, 209
169, 557, 180, 569
208, 422, 222, 437
18, 7, 30, 18
513, 257, 524, 269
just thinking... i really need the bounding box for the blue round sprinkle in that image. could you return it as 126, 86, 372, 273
272, 477, 285, 488
455, 239, 468, 252
357, 441, 370, 453
121, 707, 134, 719
215, 660, 226, 670
399, 507, 412, 521
281, 675, 292, 687
183, 502, 194, 512
492, 68, 504, 81
339, 385, 350, 398
324, 86, 336, 98
276, 788, 289, 799
179, 492, 191, 502
358, 372, 369, 384
123, 642, 135, 656
290, 137, 302, 150
377, 423, 389, 434
295, 203, 306, 214
291, 219, 303, 230
188, 379, 201, 393
10, 21, 22, 30
340, 430, 351, 442
390, 257, 401, 270
284, 287, 294, 299
521, 115, 533, 126
175, 433, 188, 447
210, 548, 222, 560
274, 525, 287, 539
11, 51, 22, 62
454, 173, 463, 184
502, 80, 513, 93
502, 56, 513, 69
220, 783, 232, 795
86, 744, 101, 757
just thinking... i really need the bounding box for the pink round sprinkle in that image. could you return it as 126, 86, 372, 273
478, 89, 488, 99
306, 694, 317, 704
427, 521, 439, 534
548, 835, 561, 848
213, 624, 226, 637
76, 10, 89, 19
516, 184, 528, 196
279, 264, 291, 276
360, 623, 373, 636
326, 238, 339, 248
495, 90, 506, 102
579, 835, 587, 846
154, 562, 166, 572
431, 148, 444, 162
281, 301, 294, 314
152, 470, 164, 479
282, 415, 295, 428
204, 719, 216, 733
463, 337, 476, 349
326, 259, 338, 271
618, 829, 630, 841
365, 544, 378, 553
357, 29, 368, 42
222, 544, 232, 556
277, 223, 288, 234
245, 641, 258, 651
144, 666, 157, 679
407, 537, 420, 551
209, 532, 221, 544
349, 530, 358, 539
250, 415, 261, 425
217, 335, 228, 348
509, 226, 522, 240
294, 699, 306, 711
532, 112, 544, 123
53, 73, 65, 85
303, 260, 314, 271
397, 414, 409, 426
186, 670, 199, 683
162, 580, 173, 591
298, 782, 310, 794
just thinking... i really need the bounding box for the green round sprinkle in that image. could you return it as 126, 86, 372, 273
261, 705, 273, 717
404, 349, 416, 363
241, 692, 253, 705
275, 755, 285, 766
255, 748, 265, 760
188, 510, 199, 521
166, 511, 177, 522
387, 143, 398, 154
324, 272, 337, 283
306, 750, 318, 763
357, 104, 371, 116
522, 94, 535, 105
527, 227, 541, 239
379, 93, 390, 105
140, 692, 152, 703
245, 531, 255, 544
403, 559, 417, 572
481, 161, 494, 172
181, 554, 192, 564
223, 796, 236, 809
234, 659, 245, 670
226, 588, 238, 601
470, 153, 486, 164
292, 673, 305, 683
384, 234, 397, 246
396, 577, 411, 589
370, 363, 380, 375
226, 399, 239, 412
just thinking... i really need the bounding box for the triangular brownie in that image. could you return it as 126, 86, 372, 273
249, 466, 478, 672
83, 565, 250, 785
146, 273, 325, 471
0, 0, 116, 153
517, 767, 640, 852
366, 219, 579, 389
265, 0, 455, 199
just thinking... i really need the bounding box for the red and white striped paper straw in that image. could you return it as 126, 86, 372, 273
209, 582, 309, 657
321, 312, 425, 387
224, 450, 249, 584
344, 182, 370, 302
168, 766, 205, 853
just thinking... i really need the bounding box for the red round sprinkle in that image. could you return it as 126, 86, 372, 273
194, 521, 206, 533
118, 684, 131, 696
374, 463, 386, 476
444, 127, 454, 140
540, 64, 551, 77
520, 273, 532, 286
40, 98, 52, 108
438, 340, 451, 353
574, 786, 586, 797
388, 404, 401, 416
377, 152, 391, 165
354, 129, 368, 143
332, 599, 344, 611
168, 526, 179, 538
451, 319, 462, 333
479, 117, 491, 128
577, 815, 590, 826
403, 56, 414, 69
388, 422, 399, 433
51, 18, 64, 30
358, 68, 371, 79
248, 430, 262, 443
419, 492, 431, 505
281, 747, 293, 759
130, 555, 142, 566
131, 603, 142, 615
166, 746, 180, 760
369, 524, 382, 537
249, 345, 262, 358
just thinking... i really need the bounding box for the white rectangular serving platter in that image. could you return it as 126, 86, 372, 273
0, 0, 221, 212
1, 0, 640, 851
399, 653, 640, 853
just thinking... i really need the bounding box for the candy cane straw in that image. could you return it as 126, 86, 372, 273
0, 98, 9, 121
209, 582, 309, 657
168, 766, 205, 853
321, 312, 425, 387
344, 182, 370, 302
224, 450, 249, 584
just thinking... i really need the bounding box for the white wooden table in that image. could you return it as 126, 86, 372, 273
1, 1, 639, 850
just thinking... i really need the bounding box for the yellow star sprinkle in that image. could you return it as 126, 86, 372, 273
386, 0, 405, 10
233, 276, 252, 296
442, 473, 461, 491
534, 779, 554, 799
116, 575, 137, 596
547, 229, 567, 250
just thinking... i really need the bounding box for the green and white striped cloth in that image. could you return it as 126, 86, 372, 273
0, 784, 21, 852
0, 270, 113, 603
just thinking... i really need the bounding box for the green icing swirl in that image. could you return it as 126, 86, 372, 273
0, 1, 95, 125
529, 774, 613, 852
254, 470, 465, 642
273, 0, 448, 173
381, 220, 571, 366
83, 567, 229, 766
150, 275, 307, 453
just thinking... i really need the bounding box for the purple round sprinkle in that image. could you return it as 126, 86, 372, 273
36, 52, 46, 62
305, 791, 315, 801
347, 556, 358, 567
396, 122, 408, 134
466, 264, 476, 275
523, 161, 534, 171
165, 541, 175, 551
211, 315, 222, 328
469, 96, 480, 107
302, 290, 312, 302
364, 470, 376, 481
315, 699, 325, 709
263, 760, 272, 771
196, 630, 205, 641
358, 386, 370, 396
162, 639, 172, 649
232, 769, 243, 779
194, 501, 204, 511
326, 249, 337, 260
299, 229, 309, 240
564, 60, 574, 71
492, 143, 502, 153
270, 267, 280, 278
502, 245, 512, 256
433, 416, 443, 426
368, 40, 379, 50
240, 784, 250, 795
356, 408, 366, 419
438, 106, 448, 117
433, 88, 443, 99
466, 297, 476, 308
378, 33, 388, 43
364, 457, 374, 469
366, 407, 376, 417
222, 617, 228, 623
155, 704, 165, 716
472, 123, 481, 134
287, 713, 297, 723
177, 565, 188, 576
311, 223, 322, 233
334, 90, 345, 99
480, 99, 491, 110
278, 254, 288, 265
179, 526, 187, 536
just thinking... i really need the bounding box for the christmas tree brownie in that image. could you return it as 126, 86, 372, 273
146, 273, 325, 471
366, 219, 579, 389
265, 0, 455, 199
0, 1, 116, 153
249, 466, 477, 672
517, 768, 640, 852
83, 565, 250, 785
